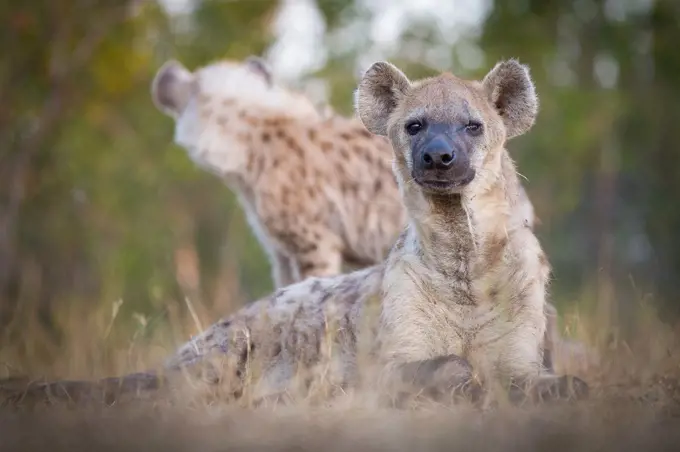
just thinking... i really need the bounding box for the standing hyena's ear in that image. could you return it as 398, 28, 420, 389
151, 60, 196, 117
354, 61, 411, 136
482, 59, 538, 139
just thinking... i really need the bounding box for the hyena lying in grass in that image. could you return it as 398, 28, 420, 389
150, 55, 589, 373
1, 59, 588, 407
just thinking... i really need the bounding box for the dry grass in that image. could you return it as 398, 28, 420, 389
2, 290, 680, 452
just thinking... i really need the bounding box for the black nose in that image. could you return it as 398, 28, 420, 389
422, 148, 455, 170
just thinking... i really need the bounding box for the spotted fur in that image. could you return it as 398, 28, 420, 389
152, 57, 406, 286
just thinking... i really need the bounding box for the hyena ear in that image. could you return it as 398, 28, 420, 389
355, 61, 411, 136
151, 60, 196, 117
482, 59, 538, 139
245, 55, 273, 87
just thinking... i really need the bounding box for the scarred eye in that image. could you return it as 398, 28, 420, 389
405, 120, 424, 136
466, 121, 483, 135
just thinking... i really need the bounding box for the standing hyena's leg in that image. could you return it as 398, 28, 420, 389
289, 232, 343, 282
264, 205, 344, 283
270, 250, 297, 288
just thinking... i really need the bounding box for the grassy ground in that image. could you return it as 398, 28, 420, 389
1, 291, 680, 451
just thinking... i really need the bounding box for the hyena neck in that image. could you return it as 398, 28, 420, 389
411, 194, 475, 277
399, 155, 512, 277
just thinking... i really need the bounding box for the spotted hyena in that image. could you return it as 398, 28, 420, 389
160, 59, 588, 401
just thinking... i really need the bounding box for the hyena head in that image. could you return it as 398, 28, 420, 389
151, 56, 319, 176
355, 60, 538, 198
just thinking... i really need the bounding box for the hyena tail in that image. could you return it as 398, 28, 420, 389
0, 371, 164, 408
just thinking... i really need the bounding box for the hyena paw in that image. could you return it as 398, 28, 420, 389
510, 374, 589, 404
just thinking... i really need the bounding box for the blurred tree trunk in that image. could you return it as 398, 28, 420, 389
0, 1, 132, 332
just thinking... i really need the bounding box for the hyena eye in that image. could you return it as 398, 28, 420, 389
465, 121, 483, 136
405, 120, 424, 136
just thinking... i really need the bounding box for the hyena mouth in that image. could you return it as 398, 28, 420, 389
413, 170, 476, 193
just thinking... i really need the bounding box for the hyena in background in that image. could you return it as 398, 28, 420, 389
150, 56, 591, 375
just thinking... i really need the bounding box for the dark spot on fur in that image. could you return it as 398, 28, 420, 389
319, 290, 332, 305
320, 141, 333, 152
337, 278, 359, 297
276, 129, 286, 139
300, 261, 317, 274
358, 128, 372, 138
374, 179, 382, 192
308, 129, 317, 141
293, 240, 316, 255
486, 235, 509, 265
341, 182, 358, 194
340, 132, 352, 140
488, 286, 499, 299
343, 312, 357, 345
310, 279, 323, 293
264, 118, 283, 127
271, 342, 282, 357
262, 132, 271, 142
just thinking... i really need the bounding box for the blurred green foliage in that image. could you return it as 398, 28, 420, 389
1, 0, 680, 346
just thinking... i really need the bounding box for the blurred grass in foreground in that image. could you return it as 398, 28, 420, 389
1, 286, 680, 451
